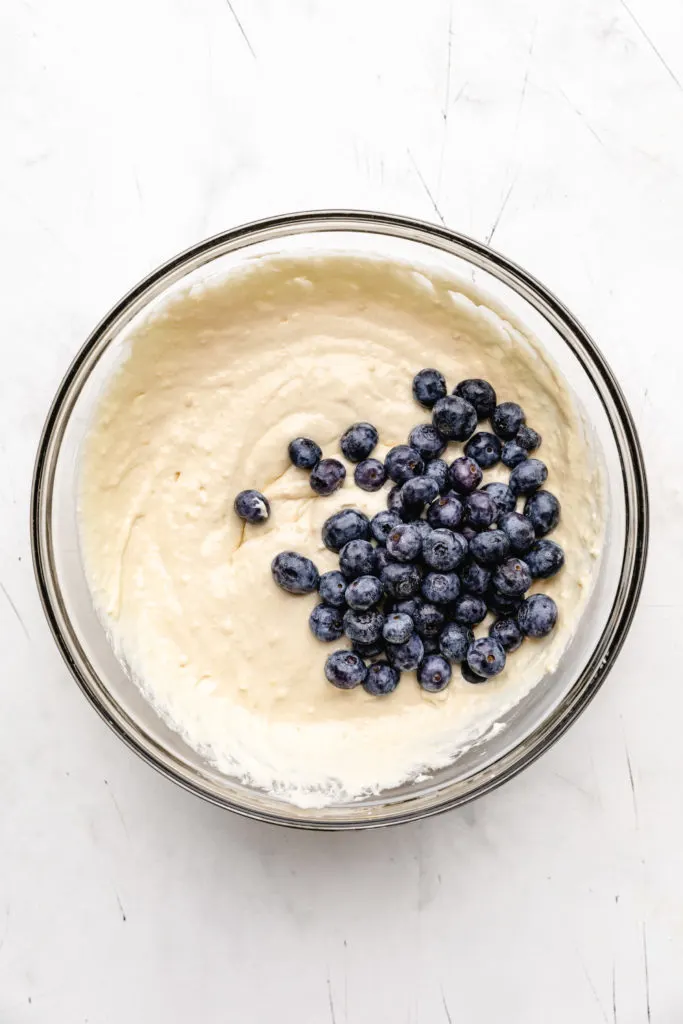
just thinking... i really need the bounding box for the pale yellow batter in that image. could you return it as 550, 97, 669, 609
79, 254, 603, 806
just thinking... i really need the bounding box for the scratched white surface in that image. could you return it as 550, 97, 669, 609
0, 0, 680, 1020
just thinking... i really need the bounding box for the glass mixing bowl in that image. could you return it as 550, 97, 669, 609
31, 211, 648, 829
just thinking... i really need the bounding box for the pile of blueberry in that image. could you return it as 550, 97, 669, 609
234, 369, 564, 696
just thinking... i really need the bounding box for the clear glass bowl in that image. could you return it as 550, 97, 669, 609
31, 211, 648, 829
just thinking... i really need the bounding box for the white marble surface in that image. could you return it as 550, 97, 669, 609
0, 0, 680, 1019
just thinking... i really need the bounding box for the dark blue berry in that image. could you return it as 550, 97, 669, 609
413, 368, 447, 408
492, 558, 532, 597
363, 661, 400, 696
449, 457, 483, 495
371, 510, 402, 543
489, 617, 523, 652
461, 525, 477, 542
421, 635, 441, 655
387, 484, 405, 515
383, 612, 414, 644
501, 441, 528, 468
353, 638, 386, 659
469, 529, 510, 566
319, 570, 347, 607
516, 425, 541, 451
459, 559, 491, 595
463, 491, 495, 530
491, 401, 525, 440
343, 608, 385, 644
464, 432, 502, 469
325, 650, 367, 689
432, 395, 478, 441
409, 424, 447, 461
387, 632, 424, 671
427, 494, 464, 530
422, 572, 460, 604
288, 437, 321, 469
271, 551, 319, 594
374, 547, 393, 574
439, 622, 473, 662
482, 481, 516, 519
322, 508, 369, 552
425, 458, 449, 494
310, 458, 346, 495
517, 594, 558, 637
461, 661, 487, 684
418, 654, 452, 692
525, 539, 565, 579
524, 490, 561, 535
234, 489, 270, 524
499, 511, 535, 555
509, 458, 548, 496
422, 528, 467, 571
467, 637, 506, 677
454, 379, 497, 419
385, 445, 424, 484
345, 574, 384, 610
340, 422, 378, 462
354, 458, 386, 491
400, 476, 439, 513
413, 601, 445, 637
486, 587, 522, 616
381, 562, 423, 599
411, 520, 434, 544
392, 597, 423, 621
339, 539, 377, 579
386, 523, 422, 562
309, 603, 344, 642
451, 593, 487, 625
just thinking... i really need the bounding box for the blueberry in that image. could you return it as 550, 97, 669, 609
451, 593, 487, 625
387, 485, 405, 516
271, 551, 319, 594
371, 510, 402, 544
381, 562, 423, 599
421, 635, 441, 655
339, 539, 377, 579
310, 458, 346, 495
413, 601, 445, 638
409, 424, 447, 461
516, 425, 541, 451
288, 437, 322, 469
363, 661, 400, 696
463, 491, 496, 530
418, 654, 452, 692
461, 661, 487, 684
486, 587, 522, 616
482, 482, 516, 519
461, 525, 477, 542
517, 594, 558, 638
525, 539, 565, 579
439, 622, 473, 662
425, 458, 450, 494
345, 574, 384, 610
459, 559, 491, 595
413, 368, 447, 408
524, 490, 561, 535
499, 511, 535, 555
469, 529, 510, 566
374, 547, 393, 574
422, 528, 467, 571
390, 597, 421, 620
325, 650, 367, 689
432, 395, 478, 441
319, 569, 347, 607
353, 638, 386, 660
427, 494, 464, 530
385, 445, 424, 484
340, 422, 378, 462
387, 632, 425, 671
400, 475, 440, 514
464, 432, 502, 469
343, 608, 385, 644
489, 617, 523, 653
234, 489, 270, 524
422, 571, 461, 604
454, 378, 497, 419
492, 558, 532, 597
501, 441, 528, 468
411, 520, 434, 544
449, 456, 483, 495
491, 401, 525, 440
383, 612, 414, 644
322, 508, 370, 552
509, 458, 548, 496
467, 637, 506, 678
309, 603, 344, 642
386, 523, 422, 562
354, 459, 387, 491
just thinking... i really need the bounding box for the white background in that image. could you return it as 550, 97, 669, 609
0, 0, 680, 1020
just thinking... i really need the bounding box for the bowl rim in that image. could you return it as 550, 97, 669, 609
30, 209, 649, 830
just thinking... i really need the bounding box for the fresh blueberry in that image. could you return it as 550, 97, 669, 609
501, 441, 528, 468
461, 525, 477, 542
464, 432, 502, 469
343, 608, 385, 644
459, 559, 491, 595
288, 437, 322, 469
491, 401, 525, 440
453, 379, 497, 419
439, 621, 473, 662
486, 587, 522, 616
413, 601, 445, 638
339, 539, 377, 579
385, 445, 424, 484
372, 509, 402, 544
381, 562, 423, 599
363, 661, 400, 696
411, 520, 434, 544
509, 458, 548, 496
489, 617, 523, 652
387, 632, 425, 671
467, 637, 506, 678
461, 661, 487, 684
422, 572, 461, 605
463, 491, 496, 530
354, 458, 387, 491
482, 481, 516, 519
271, 551, 319, 594
449, 456, 483, 495
401, 476, 440, 514
451, 593, 487, 625
422, 528, 468, 571
309, 603, 344, 642
345, 574, 384, 610
418, 654, 452, 692
353, 638, 386, 660
499, 511, 535, 555
383, 612, 415, 644
391, 597, 422, 620
325, 650, 367, 689
409, 424, 447, 461
432, 395, 478, 441
469, 529, 510, 566
516, 425, 541, 451
234, 489, 270, 524
386, 523, 422, 562
310, 458, 346, 495
425, 458, 450, 494
421, 635, 441, 655
340, 422, 378, 462
517, 593, 558, 637
386, 485, 405, 516
427, 494, 464, 530
374, 547, 393, 574
492, 558, 532, 597
524, 539, 565, 579
524, 490, 561, 535
413, 368, 447, 408
322, 508, 370, 552
318, 570, 347, 607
